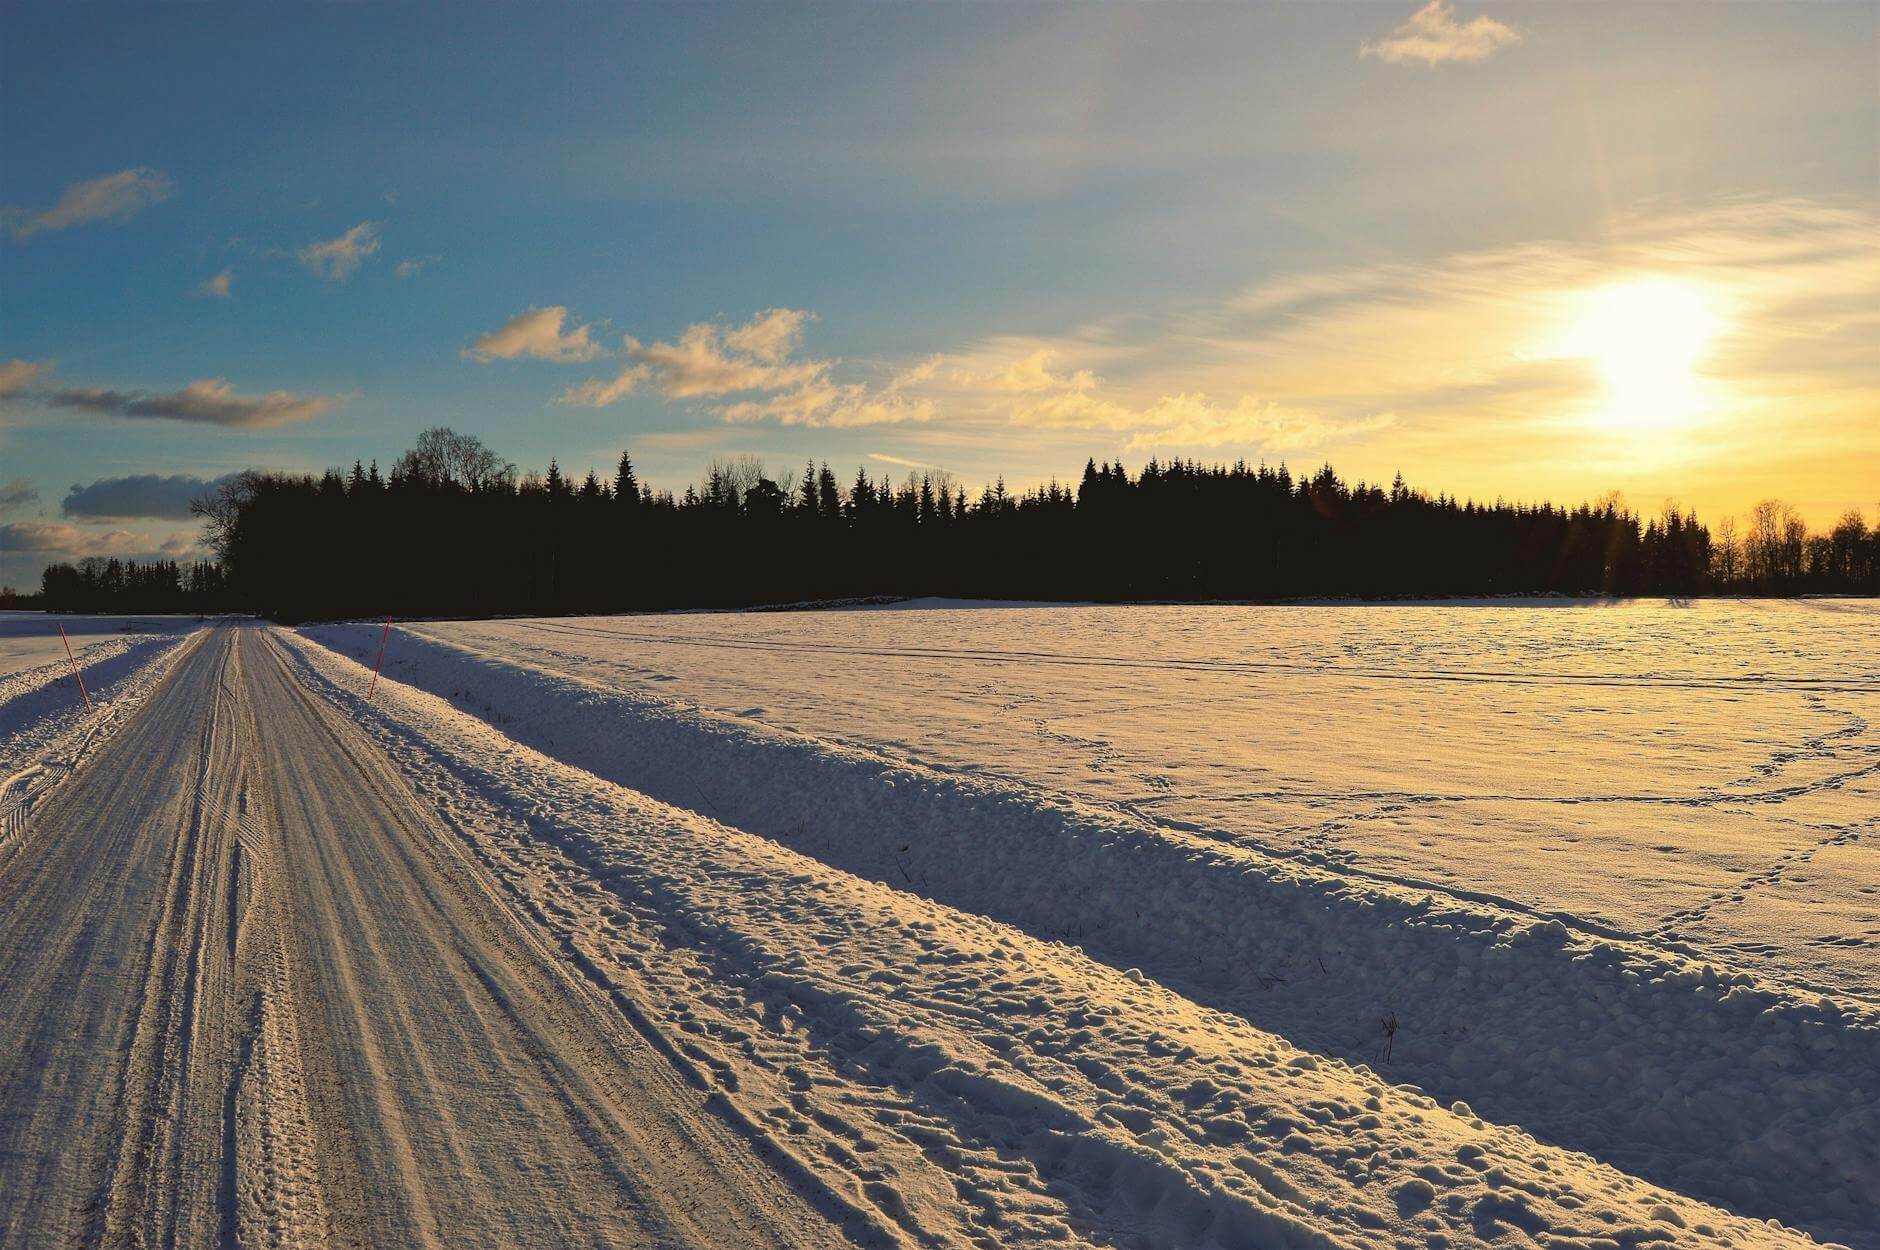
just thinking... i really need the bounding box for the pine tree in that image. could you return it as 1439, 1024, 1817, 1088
614, 450, 639, 505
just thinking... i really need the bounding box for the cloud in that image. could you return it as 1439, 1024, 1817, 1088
1122, 397, 1397, 453
196, 269, 233, 299
298, 222, 380, 280
395, 256, 436, 279
714, 379, 934, 428
562, 310, 828, 406
869, 452, 940, 470
6, 167, 175, 241
50, 379, 342, 428
723, 308, 811, 363
0, 479, 38, 510
560, 364, 650, 407
0, 358, 52, 398
465, 306, 605, 363
1361, 1, 1519, 66
62, 473, 243, 520
0, 521, 150, 556
634, 320, 828, 397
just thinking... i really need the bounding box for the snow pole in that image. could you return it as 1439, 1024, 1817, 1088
368, 615, 392, 701
56, 623, 93, 713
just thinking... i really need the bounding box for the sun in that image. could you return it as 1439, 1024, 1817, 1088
1554, 277, 1726, 431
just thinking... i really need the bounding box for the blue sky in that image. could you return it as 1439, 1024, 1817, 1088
2, 2, 1876, 588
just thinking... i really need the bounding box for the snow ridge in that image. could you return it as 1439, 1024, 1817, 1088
300, 621, 1878, 1247
1, 627, 203, 843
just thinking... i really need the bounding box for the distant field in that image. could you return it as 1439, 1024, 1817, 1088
411, 597, 1880, 1000
0, 612, 199, 680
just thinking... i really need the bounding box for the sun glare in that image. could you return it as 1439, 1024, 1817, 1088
1555, 277, 1725, 431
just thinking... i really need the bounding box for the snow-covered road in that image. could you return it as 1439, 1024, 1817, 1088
0, 624, 853, 1248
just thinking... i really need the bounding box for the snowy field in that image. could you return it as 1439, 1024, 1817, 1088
0, 613, 203, 839
400, 599, 1880, 1000
0, 611, 199, 679
297, 598, 1879, 1248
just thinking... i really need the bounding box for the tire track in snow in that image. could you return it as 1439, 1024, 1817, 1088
0, 625, 862, 1250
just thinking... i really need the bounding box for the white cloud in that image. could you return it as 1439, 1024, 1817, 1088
560, 364, 651, 407
634, 319, 827, 397
1361, 2, 1519, 66
0, 520, 151, 556
0, 358, 52, 398
562, 310, 829, 407
197, 269, 233, 299
723, 308, 811, 363
715, 379, 934, 428
869, 452, 940, 470
395, 256, 436, 279
50, 378, 343, 428
297, 222, 381, 280
6, 167, 175, 241
465, 306, 604, 363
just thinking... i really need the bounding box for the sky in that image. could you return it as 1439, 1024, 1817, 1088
1, 1, 1876, 589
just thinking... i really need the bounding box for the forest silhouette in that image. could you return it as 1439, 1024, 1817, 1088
31, 427, 1879, 618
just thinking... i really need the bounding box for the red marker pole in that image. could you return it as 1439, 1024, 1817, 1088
57, 623, 93, 713
368, 616, 392, 701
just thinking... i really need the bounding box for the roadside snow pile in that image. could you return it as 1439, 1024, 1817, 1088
276, 626, 1839, 1250
302, 621, 1878, 1247
0, 625, 202, 842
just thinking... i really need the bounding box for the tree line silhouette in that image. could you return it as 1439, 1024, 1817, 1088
33, 426, 1879, 618
33, 558, 228, 614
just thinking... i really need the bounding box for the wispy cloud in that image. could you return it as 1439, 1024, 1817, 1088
466, 306, 604, 363
0, 479, 38, 511
62, 473, 244, 520
868, 452, 940, 470
560, 364, 651, 408
1361, 1, 1519, 66
553, 198, 1876, 489
196, 269, 233, 299
715, 378, 933, 428
50, 379, 344, 428
0, 358, 52, 398
563, 310, 829, 406
395, 256, 436, 279
298, 222, 380, 281
722, 308, 811, 363
0, 520, 152, 557
5, 167, 175, 241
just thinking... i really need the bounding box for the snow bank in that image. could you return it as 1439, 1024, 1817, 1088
302, 621, 1879, 1247
277, 625, 1837, 1250
1, 626, 203, 842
